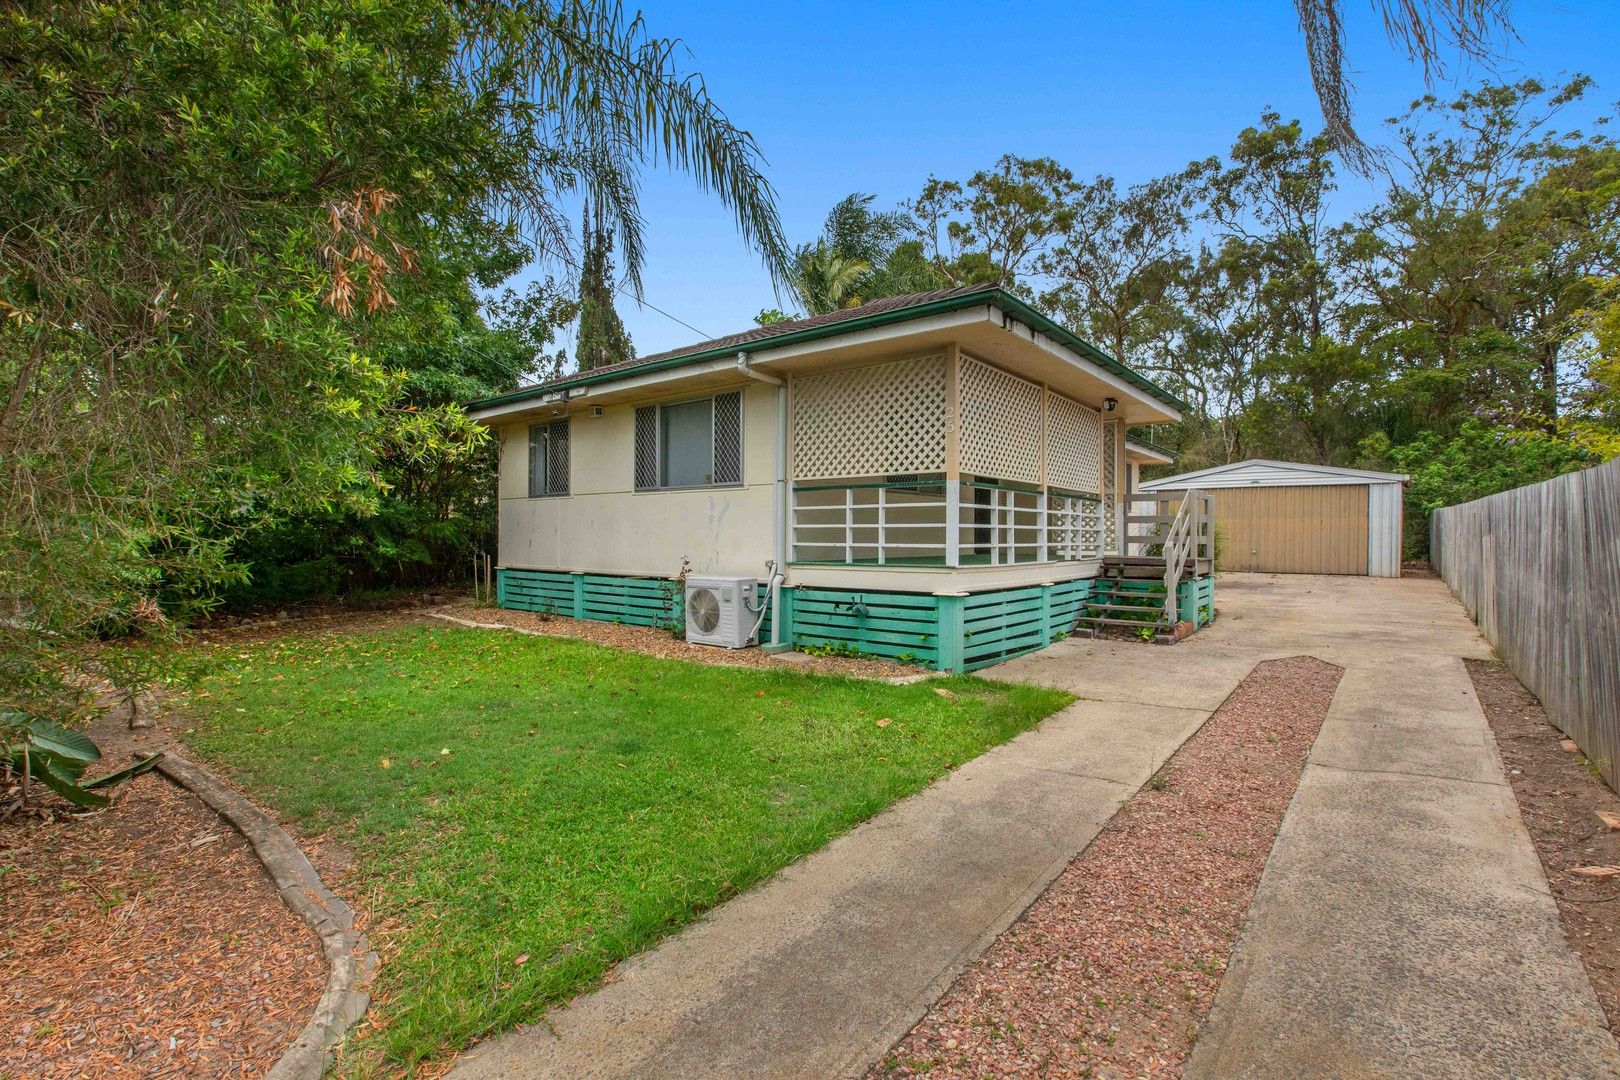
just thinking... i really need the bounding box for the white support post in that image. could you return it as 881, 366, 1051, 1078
991, 489, 1002, 566
978, 492, 991, 569
944, 342, 961, 570
844, 487, 853, 565
1038, 489, 1049, 563
999, 489, 1009, 565
876, 485, 887, 566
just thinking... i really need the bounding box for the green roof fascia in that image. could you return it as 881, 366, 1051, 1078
1124, 430, 1177, 457
986, 290, 1191, 415
466, 288, 1189, 415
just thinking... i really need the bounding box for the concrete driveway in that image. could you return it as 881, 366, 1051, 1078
999, 570, 1493, 687
1048, 574, 1617, 1080
451, 573, 1620, 1079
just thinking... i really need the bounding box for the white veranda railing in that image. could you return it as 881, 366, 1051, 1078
791, 478, 1105, 566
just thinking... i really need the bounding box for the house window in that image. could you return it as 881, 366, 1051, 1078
634, 391, 742, 490
527, 419, 569, 497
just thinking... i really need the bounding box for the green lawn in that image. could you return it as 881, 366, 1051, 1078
184, 624, 1072, 1073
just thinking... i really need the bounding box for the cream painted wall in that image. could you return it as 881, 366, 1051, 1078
496, 381, 778, 579
494, 347, 1126, 586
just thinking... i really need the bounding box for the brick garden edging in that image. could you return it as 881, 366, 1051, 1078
144, 751, 377, 1079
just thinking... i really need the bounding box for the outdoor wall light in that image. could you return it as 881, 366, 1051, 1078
1103, 397, 1118, 412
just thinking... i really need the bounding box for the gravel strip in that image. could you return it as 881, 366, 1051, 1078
872, 655, 1343, 1079
431, 601, 923, 680
1467, 659, 1620, 1040
0, 772, 325, 1078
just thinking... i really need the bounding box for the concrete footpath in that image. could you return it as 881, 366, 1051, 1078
999, 574, 1616, 1076
449, 648, 1239, 1078
1185, 650, 1620, 1079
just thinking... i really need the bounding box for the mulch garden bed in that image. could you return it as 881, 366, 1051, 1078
433, 600, 922, 680
1467, 659, 1620, 1036
0, 747, 325, 1077
195, 598, 924, 680
873, 655, 1343, 1078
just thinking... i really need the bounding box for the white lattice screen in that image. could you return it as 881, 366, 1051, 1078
791, 354, 947, 479
959, 355, 1042, 484
1047, 392, 1102, 494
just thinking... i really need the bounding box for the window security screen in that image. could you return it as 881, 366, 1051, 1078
633, 392, 742, 490
527, 419, 569, 497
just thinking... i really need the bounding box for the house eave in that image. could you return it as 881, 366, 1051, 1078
466, 287, 1189, 420
1125, 439, 1176, 466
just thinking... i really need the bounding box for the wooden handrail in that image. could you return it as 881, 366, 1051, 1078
1158, 488, 1212, 624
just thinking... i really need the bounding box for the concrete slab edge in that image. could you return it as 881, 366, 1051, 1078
1182, 754, 1315, 1075
143, 750, 378, 1080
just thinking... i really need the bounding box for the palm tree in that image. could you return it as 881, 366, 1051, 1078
791, 241, 873, 315
457, 0, 791, 289
1294, 0, 1514, 173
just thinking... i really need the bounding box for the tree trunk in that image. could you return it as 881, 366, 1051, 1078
1538, 342, 1560, 434
0, 331, 48, 450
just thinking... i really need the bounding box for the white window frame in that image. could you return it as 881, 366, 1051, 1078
527, 418, 569, 498
635, 391, 743, 492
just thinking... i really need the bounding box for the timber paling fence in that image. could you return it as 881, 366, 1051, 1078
1431, 457, 1620, 789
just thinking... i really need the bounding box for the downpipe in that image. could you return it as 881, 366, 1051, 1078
736, 351, 788, 648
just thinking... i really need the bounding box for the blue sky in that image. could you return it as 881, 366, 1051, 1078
536, 0, 1620, 358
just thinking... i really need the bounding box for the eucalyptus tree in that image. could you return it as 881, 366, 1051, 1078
1500, 145, 1620, 425
0, 0, 787, 729
1567, 279, 1620, 458
908, 156, 1077, 291
1340, 77, 1616, 429
1037, 172, 1194, 366
1195, 112, 1341, 348
1166, 241, 1281, 464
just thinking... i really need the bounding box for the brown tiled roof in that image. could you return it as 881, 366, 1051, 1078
516, 284, 999, 394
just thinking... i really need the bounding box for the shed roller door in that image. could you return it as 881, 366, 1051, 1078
1212, 484, 1369, 575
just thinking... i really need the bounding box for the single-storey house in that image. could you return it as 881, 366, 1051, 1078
467, 284, 1214, 671
1140, 459, 1408, 577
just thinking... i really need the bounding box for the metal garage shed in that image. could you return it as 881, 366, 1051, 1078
1139, 459, 1408, 577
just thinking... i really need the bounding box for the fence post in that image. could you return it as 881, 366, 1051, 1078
936, 593, 967, 673
768, 585, 796, 652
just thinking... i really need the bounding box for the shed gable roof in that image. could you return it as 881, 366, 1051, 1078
1139, 458, 1408, 490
